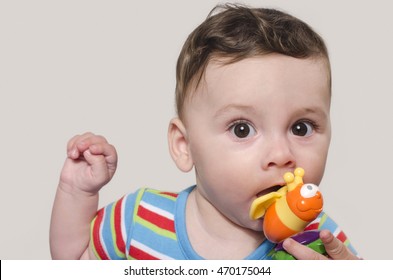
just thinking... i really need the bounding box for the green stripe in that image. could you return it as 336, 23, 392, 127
146, 188, 177, 201
90, 216, 101, 260
318, 213, 328, 229
133, 189, 146, 217
135, 215, 177, 241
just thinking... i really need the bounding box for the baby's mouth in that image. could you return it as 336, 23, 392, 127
250, 184, 284, 221
256, 185, 283, 198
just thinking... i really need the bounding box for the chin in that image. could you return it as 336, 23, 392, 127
246, 219, 264, 232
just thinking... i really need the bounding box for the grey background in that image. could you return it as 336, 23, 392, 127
1, 0, 392, 259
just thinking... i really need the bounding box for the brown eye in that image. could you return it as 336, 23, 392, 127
291, 121, 314, 137
230, 122, 256, 139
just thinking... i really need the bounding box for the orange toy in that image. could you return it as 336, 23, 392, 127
249, 168, 323, 243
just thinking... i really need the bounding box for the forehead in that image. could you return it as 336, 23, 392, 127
184, 54, 331, 120
204, 54, 330, 93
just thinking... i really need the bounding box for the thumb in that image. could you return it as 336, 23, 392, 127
320, 230, 357, 260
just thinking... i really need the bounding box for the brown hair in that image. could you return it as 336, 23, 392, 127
175, 4, 330, 119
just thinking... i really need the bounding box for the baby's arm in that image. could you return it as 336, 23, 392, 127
50, 133, 117, 259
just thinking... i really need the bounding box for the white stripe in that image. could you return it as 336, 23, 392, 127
131, 240, 175, 260
120, 194, 128, 245
99, 208, 110, 258
139, 201, 174, 220
306, 217, 321, 227
312, 216, 321, 223
333, 226, 341, 237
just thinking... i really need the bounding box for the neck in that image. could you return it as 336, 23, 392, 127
185, 187, 264, 259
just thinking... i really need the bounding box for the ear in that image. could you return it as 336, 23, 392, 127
168, 118, 194, 172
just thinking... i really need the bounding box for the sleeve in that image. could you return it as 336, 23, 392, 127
89, 190, 142, 260
304, 211, 359, 257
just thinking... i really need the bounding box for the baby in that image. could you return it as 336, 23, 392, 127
50, 4, 359, 260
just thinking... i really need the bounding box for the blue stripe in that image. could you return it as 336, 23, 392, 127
132, 222, 183, 259
123, 191, 139, 256
101, 202, 119, 259
142, 190, 177, 214
318, 212, 339, 232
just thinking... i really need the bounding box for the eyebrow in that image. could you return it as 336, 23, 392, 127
214, 104, 328, 119
214, 104, 257, 118
301, 107, 328, 117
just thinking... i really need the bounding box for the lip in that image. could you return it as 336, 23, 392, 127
256, 184, 284, 198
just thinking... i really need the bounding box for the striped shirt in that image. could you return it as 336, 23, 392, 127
90, 186, 357, 259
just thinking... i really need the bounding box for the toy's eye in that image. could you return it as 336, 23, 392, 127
229, 121, 256, 139
300, 184, 319, 198
291, 121, 314, 137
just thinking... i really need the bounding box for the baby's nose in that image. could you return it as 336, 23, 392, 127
261, 138, 296, 170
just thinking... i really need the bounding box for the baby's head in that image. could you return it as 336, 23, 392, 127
175, 4, 330, 121
169, 4, 332, 230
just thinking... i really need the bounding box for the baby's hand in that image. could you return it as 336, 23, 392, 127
59, 132, 118, 195
282, 230, 360, 260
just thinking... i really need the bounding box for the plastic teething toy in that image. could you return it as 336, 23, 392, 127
249, 168, 323, 243
272, 230, 326, 260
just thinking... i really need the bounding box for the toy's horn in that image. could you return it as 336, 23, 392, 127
285, 167, 305, 191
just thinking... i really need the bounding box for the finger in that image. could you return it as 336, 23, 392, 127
320, 230, 358, 260
76, 134, 108, 151
66, 134, 83, 159
89, 143, 118, 177
66, 132, 95, 158
282, 238, 327, 260
82, 150, 111, 184
89, 143, 117, 163
67, 133, 107, 159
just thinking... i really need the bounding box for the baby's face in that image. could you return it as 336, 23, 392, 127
183, 54, 331, 230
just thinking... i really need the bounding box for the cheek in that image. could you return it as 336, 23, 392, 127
193, 146, 256, 205
191, 135, 243, 179
197, 156, 245, 191
297, 143, 330, 184
301, 163, 325, 185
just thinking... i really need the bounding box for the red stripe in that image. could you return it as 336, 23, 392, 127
304, 222, 319, 231
92, 208, 109, 260
159, 192, 178, 198
114, 197, 126, 254
137, 205, 175, 233
336, 230, 347, 243
129, 245, 160, 260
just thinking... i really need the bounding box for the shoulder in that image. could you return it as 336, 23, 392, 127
90, 187, 190, 260
132, 189, 180, 225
